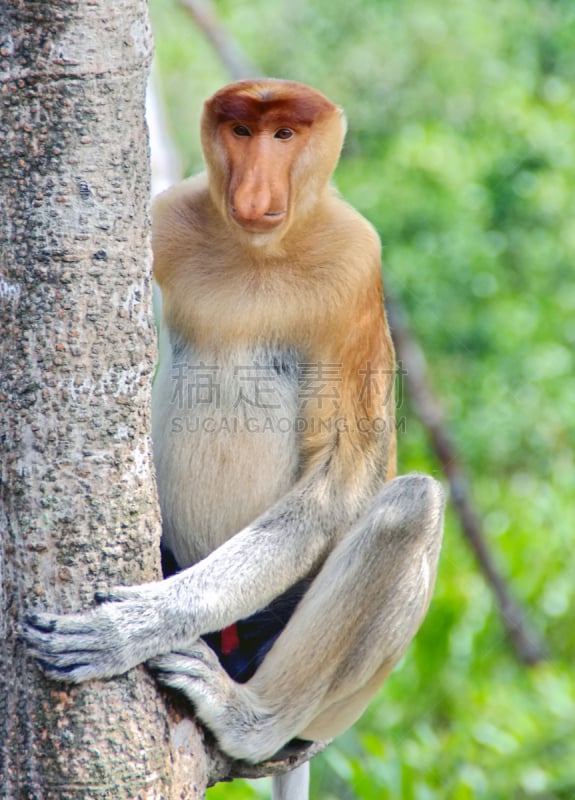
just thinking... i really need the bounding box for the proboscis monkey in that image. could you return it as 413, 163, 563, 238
24, 79, 445, 800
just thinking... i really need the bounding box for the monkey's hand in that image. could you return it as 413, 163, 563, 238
149, 640, 288, 762
23, 581, 194, 683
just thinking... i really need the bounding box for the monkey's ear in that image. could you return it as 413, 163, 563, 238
336, 107, 348, 136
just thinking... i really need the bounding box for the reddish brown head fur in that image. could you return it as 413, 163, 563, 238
208, 79, 337, 129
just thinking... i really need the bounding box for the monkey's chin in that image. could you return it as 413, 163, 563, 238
232, 218, 289, 247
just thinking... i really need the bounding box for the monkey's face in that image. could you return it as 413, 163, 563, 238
218, 119, 313, 234
201, 80, 346, 240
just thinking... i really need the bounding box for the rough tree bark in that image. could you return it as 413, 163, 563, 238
0, 1, 208, 797
0, 3, 327, 796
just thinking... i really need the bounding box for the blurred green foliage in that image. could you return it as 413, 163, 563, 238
150, 0, 575, 797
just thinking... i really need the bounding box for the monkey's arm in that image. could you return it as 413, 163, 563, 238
23, 465, 360, 683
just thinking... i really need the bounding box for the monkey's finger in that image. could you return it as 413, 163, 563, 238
148, 653, 198, 675
152, 666, 207, 701
94, 580, 168, 606
30, 649, 90, 677
149, 653, 210, 678
23, 611, 59, 633
33, 653, 113, 683
24, 610, 101, 636
149, 642, 220, 675
22, 627, 103, 658
94, 586, 141, 604
26, 642, 100, 667
22, 615, 117, 655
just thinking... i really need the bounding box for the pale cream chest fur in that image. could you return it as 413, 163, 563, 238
152, 329, 301, 568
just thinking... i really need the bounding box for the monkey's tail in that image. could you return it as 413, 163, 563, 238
272, 762, 310, 800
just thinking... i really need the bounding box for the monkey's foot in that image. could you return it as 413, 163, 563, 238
149, 640, 284, 762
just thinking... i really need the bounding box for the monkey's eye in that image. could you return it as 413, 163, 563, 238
232, 124, 252, 137
274, 128, 294, 140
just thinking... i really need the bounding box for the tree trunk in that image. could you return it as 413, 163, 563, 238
0, 1, 208, 796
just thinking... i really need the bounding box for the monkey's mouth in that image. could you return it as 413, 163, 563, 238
230, 208, 287, 232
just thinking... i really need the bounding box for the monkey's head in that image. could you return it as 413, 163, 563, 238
201, 79, 346, 242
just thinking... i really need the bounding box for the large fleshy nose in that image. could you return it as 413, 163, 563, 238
231, 173, 274, 223
230, 151, 287, 229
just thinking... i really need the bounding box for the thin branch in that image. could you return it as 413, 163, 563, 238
176, 0, 547, 667
207, 735, 330, 785
179, 0, 261, 81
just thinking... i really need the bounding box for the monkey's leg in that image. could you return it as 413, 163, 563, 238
150, 474, 444, 762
